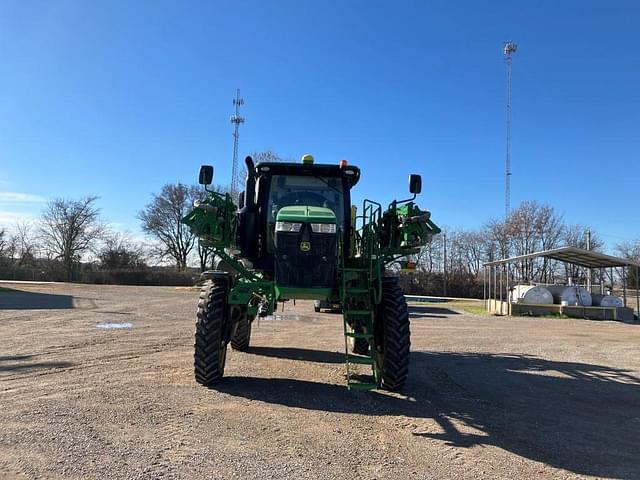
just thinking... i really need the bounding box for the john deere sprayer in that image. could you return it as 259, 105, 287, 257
182, 154, 440, 391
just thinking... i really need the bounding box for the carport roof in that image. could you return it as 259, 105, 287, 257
483, 246, 640, 269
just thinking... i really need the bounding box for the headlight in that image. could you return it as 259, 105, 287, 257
310, 223, 336, 234
275, 221, 302, 232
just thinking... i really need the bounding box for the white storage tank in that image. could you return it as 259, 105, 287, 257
545, 285, 593, 307
510, 285, 554, 305
591, 294, 624, 308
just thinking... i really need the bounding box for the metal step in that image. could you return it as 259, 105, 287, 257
343, 309, 372, 316
344, 331, 373, 339
346, 354, 374, 365
347, 381, 377, 391
345, 288, 369, 294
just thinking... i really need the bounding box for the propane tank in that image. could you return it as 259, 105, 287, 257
510, 285, 554, 305
545, 285, 593, 306
591, 294, 623, 308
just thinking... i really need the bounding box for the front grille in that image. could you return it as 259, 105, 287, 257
274, 224, 336, 288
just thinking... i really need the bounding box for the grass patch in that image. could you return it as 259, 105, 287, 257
408, 299, 488, 316
447, 300, 487, 316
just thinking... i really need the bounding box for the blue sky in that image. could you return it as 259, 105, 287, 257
1, 1, 638, 249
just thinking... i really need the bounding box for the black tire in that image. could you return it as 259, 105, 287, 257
351, 322, 370, 355
377, 277, 410, 391
314, 306, 320, 313
231, 312, 253, 351
194, 280, 229, 386
352, 337, 369, 355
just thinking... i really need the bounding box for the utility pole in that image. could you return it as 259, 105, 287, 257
443, 232, 448, 297
230, 89, 245, 199
586, 229, 592, 292
503, 41, 517, 218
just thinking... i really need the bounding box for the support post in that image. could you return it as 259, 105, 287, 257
623, 266, 627, 307
506, 262, 511, 316
586, 229, 592, 292
499, 265, 504, 315
487, 265, 491, 312
636, 265, 640, 320
483, 265, 487, 305
610, 267, 614, 295
493, 265, 498, 313
443, 232, 447, 297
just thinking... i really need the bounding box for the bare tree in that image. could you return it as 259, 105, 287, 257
39, 196, 105, 280
457, 230, 486, 276
0, 228, 6, 258
197, 242, 212, 272
616, 238, 640, 288
616, 238, 640, 262
536, 204, 564, 282
562, 224, 603, 251
505, 201, 564, 282
251, 150, 287, 164
138, 184, 199, 270
14, 221, 38, 266
416, 233, 443, 274
484, 219, 511, 263
238, 151, 287, 190
561, 224, 603, 283
98, 232, 146, 269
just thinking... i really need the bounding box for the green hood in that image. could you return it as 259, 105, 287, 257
276, 205, 336, 223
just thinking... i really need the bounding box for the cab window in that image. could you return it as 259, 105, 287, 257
267, 175, 345, 226
264, 175, 345, 254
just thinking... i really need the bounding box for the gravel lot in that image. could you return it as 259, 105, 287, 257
1, 282, 639, 479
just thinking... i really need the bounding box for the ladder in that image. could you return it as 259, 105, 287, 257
339, 200, 384, 391
341, 266, 378, 390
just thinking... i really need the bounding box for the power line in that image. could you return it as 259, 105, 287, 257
503, 41, 517, 218
230, 89, 245, 198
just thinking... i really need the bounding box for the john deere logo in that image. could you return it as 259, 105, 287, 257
300, 241, 311, 252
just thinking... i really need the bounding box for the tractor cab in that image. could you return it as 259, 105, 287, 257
237, 155, 360, 298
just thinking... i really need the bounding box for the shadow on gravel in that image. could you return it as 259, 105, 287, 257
246, 346, 344, 364
217, 351, 640, 479
0, 355, 73, 373
0, 354, 33, 361
0, 290, 74, 310
408, 305, 460, 317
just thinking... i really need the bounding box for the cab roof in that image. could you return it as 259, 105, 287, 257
254, 162, 361, 188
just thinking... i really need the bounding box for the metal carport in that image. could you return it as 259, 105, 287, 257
483, 246, 640, 319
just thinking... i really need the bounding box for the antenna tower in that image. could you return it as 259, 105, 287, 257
503, 41, 517, 218
230, 89, 245, 198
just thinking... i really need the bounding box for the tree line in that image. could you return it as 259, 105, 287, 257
0, 151, 282, 284
1, 155, 638, 289
402, 200, 639, 297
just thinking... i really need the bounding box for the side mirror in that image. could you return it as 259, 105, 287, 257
409, 174, 422, 194
199, 165, 214, 185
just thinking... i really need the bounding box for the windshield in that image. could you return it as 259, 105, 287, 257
267, 175, 345, 226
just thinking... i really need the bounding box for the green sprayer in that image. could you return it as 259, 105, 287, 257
182, 154, 440, 391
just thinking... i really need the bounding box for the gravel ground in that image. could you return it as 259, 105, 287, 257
1, 282, 639, 480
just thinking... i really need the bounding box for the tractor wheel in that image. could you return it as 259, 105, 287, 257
231, 311, 253, 351
352, 337, 369, 355
194, 279, 229, 386
350, 322, 370, 355
377, 277, 411, 391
